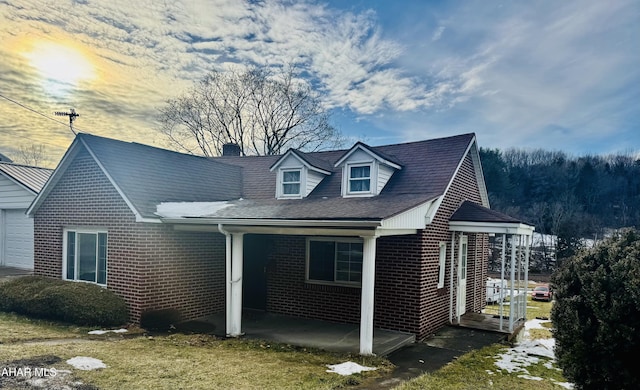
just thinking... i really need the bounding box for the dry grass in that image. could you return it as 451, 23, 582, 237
0, 313, 390, 390
0, 312, 90, 343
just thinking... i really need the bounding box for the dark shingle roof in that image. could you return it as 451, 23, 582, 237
39, 132, 476, 221
78, 134, 243, 218
215, 133, 475, 220
450, 200, 523, 223
0, 162, 53, 194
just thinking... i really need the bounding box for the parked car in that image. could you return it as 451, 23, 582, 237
531, 284, 553, 302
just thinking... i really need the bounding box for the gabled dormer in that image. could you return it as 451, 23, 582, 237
334, 142, 402, 197
270, 149, 332, 199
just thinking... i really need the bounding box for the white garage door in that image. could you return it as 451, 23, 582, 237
2, 209, 34, 269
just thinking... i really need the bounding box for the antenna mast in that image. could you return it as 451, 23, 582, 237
54, 108, 79, 135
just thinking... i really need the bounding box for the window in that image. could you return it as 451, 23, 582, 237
437, 242, 447, 288
281, 169, 301, 196
460, 236, 467, 281
63, 229, 107, 285
348, 165, 371, 193
307, 238, 363, 285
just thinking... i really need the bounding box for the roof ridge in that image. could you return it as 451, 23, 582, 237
0, 161, 54, 171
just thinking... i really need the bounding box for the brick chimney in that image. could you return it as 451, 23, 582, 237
222, 143, 241, 156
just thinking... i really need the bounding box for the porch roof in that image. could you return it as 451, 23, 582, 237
448, 201, 535, 235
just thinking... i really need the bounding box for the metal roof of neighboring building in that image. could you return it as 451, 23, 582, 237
0, 162, 53, 194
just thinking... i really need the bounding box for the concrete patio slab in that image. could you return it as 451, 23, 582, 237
197, 310, 415, 356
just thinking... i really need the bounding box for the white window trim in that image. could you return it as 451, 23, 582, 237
437, 242, 447, 288
344, 161, 375, 197
305, 236, 364, 287
280, 168, 303, 198
62, 228, 108, 286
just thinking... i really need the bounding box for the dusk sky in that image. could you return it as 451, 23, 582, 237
1, 0, 638, 166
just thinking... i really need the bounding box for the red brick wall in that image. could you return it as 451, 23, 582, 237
264, 153, 489, 340
33, 143, 488, 337
33, 146, 225, 323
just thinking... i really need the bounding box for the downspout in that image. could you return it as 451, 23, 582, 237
218, 224, 232, 336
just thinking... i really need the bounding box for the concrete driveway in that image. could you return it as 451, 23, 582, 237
0, 266, 32, 283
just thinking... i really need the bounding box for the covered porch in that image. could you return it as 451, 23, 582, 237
449, 201, 535, 335
163, 215, 423, 356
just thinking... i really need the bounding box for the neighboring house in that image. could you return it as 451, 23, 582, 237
0, 162, 52, 269
28, 132, 534, 355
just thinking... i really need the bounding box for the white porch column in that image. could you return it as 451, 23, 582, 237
229, 232, 244, 337
499, 233, 506, 331
523, 234, 531, 321
359, 235, 377, 355
509, 234, 517, 332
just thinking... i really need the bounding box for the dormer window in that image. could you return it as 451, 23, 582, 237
335, 142, 402, 198
348, 164, 371, 194
270, 149, 332, 199
282, 169, 301, 196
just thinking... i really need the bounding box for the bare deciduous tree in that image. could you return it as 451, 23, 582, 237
16, 144, 50, 167
157, 65, 343, 156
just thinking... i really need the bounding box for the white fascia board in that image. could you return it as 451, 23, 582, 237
161, 217, 381, 228
441, 136, 489, 208
469, 140, 490, 208
334, 144, 401, 170
270, 150, 331, 175
380, 198, 438, 230
449, 221, 535, 236
27, 138, 82, 217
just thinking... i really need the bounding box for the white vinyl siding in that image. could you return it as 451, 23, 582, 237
0, 175, 35, 208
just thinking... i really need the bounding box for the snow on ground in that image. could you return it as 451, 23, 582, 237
492, 318, 574, 389
87, 329, 128, 334
66, 356, 107, 370
326, 361, 376, 376
88, 328, 128, 335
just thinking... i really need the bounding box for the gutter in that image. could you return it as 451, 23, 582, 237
161, 217, 382, 228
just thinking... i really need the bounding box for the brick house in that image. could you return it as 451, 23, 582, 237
27, 132, 534, 355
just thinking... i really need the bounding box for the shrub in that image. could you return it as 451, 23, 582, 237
551, 229, 640, 389
140, 308, 182, 332
42, 283, 129, 326
0, 276, 65, 315
0, 276, 128, 326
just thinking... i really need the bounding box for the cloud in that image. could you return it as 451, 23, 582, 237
0, 0, 637, 161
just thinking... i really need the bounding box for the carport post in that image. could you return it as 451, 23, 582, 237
359, 235, 377, 355
229, 232, 244, 337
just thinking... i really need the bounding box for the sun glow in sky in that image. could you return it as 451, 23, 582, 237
0, 0, 637, 166
23, 41, 96, 96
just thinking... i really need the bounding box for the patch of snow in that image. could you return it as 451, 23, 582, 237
326, 361, 376, 376
66, 356, 107, 370
518, 374, 543, 381
155, 201, 233, 218
88, 328, 128, 335
494, 318, 574, 388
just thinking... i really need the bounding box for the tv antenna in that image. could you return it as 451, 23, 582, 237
54, 108, 79, 135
